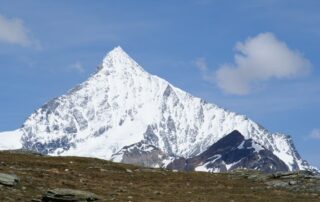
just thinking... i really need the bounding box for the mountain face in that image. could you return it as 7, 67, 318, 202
167, 130, 289, 173
0, 47, 314, 172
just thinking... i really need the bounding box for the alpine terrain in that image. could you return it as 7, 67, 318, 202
0, 47, 315, 173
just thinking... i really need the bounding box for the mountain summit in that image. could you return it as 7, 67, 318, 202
0, 47, 314, 172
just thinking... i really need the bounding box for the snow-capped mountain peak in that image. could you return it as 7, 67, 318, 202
0, 46, 315, 173
99, 46, 145, 75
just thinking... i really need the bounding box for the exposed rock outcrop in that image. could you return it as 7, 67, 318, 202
0, 173, 20, 186
42, 188, 99, 202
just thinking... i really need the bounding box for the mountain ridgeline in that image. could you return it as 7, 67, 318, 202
0, 47, 315, 173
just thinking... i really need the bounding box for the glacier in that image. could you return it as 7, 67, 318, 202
0, 46, 313, 172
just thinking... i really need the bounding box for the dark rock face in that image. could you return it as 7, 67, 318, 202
22, 135, 74, 155
42, 188, 99, 202
0, 173, 20, 186
167, 130, 289, 173
111, 130, 290, 173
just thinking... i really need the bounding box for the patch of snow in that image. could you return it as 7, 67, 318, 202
225, 159, 242, 170
162, 157, 176, 167
237, 141, 245, 149
0, 130, 23, 150
195, 162, 221, 173
250, 141, 264, 153
206, 154, 221, 162
195, 164, 209, 172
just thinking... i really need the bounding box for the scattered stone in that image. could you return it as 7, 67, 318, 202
47, 168, 60, 174
138, 168, 159, 173
125, 169, 133, 173
153, 190, 163, 195
117, 187, 127, 193
109, 192, 119, 197
289, 180, 297, 185
298, 170, 315, 176
272, 172, 294, 179
311, 175, 320, 180
100, 168, 107, 172
265, 181, 289, 188
0, 173, 20, 186
42, 188, 99, 201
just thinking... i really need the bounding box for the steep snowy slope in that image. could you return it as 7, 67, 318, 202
3, 47, 311, 171
0, 130, 23, 150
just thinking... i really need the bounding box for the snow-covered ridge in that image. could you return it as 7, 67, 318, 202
0, 46, 313, 171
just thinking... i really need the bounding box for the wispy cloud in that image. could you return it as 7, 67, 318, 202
194, 57, 207, 72
214, 32, 312, 95
69, 62, 85, 73
309, 129, 320, 140
194, 57, 215, 82
0, 14, 40, 48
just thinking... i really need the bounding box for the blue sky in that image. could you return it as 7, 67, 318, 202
0, 0, 319, 167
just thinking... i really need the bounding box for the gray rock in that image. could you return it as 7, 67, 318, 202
4, 149, 44, 156
247, 173, 270, 181
42, 188, 99, 202
125, 169, 133, 173
272, 172, 294, 179
289, 180, 298, 185
265, 180, 289, 188
0, 173, 20, 186
310, 175, 320, 180
298, 170, 315, 176
111, 141, 168, 168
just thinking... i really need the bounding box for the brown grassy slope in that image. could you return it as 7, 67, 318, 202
0, 151, 319, 202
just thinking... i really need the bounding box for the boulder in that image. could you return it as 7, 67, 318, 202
265, 180, 289, 188
42, 188, 99, 202
0, 173, 20, 186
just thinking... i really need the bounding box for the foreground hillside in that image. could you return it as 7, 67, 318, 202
0, 151, 319, 202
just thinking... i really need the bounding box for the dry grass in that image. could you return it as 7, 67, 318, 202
0, 151, 319, 202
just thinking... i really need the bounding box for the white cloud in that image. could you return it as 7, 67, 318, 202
194, 57, 216, 82
0, 14, 39, 48
69, 62, 85, 73
310, 129, 320, 139
215, 32, 312, 95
